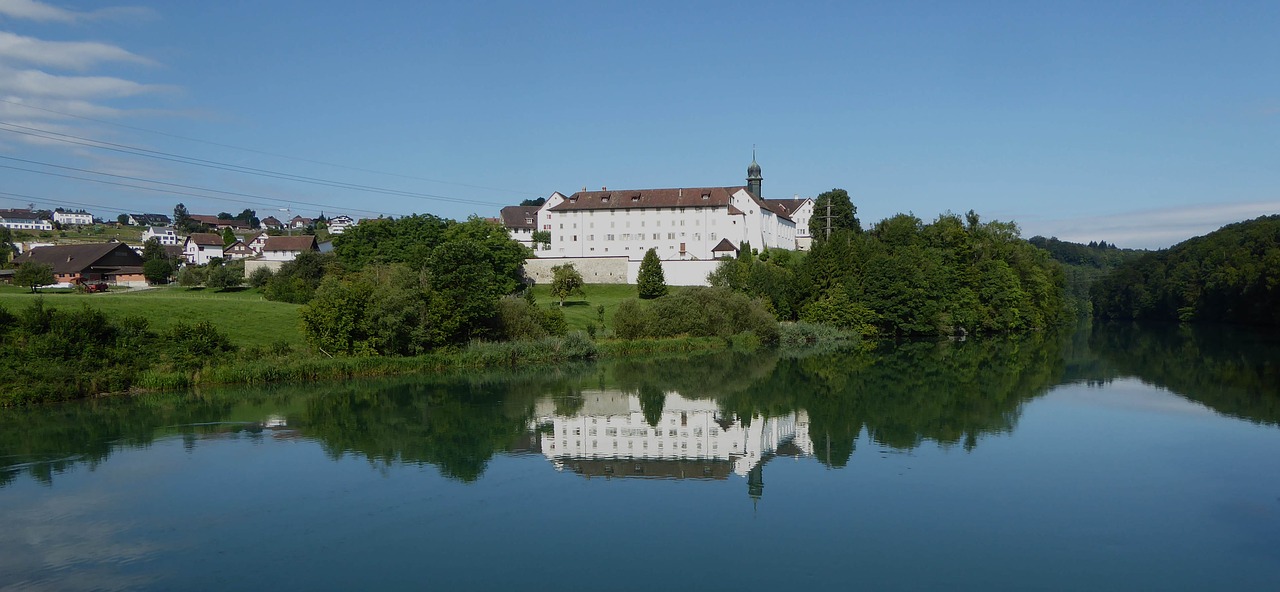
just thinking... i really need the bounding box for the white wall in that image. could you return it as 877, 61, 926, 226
524, 257, 724, 287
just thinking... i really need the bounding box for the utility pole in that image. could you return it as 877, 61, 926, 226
825, 199, 833, 240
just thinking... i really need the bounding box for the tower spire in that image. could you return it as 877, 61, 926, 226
746, 148, 762, 198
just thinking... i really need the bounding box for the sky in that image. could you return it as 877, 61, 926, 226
0, 0, 1276, 249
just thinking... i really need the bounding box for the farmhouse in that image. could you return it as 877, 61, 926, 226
183, 233, 224, 265
12, 242, 147, 287
0, 209, 53, 232
261, 235, 318, 262
499, 205, 541, 251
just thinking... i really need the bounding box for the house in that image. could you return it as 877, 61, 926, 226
261, 235, 318, 262
327, 215, 355, 235
11, 242, 148, 287
499, 205, 542, 251
127, 213, 171, 227
244, 233, 269, 254
53, 209, 93, 226
223, 240, 255, 260
711, 238, 740, 258
0, 209, 53, 231
190, 214, 253, 231
289, 215, 313, 230
183, 233, 224, 265
763, 197, 815, 250
260, 216, 283, 231
141, 226, 180, 246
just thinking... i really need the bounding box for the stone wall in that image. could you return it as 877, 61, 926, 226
525, 257, 721, 287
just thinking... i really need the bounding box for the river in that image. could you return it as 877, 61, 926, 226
2, 324, 1278, 590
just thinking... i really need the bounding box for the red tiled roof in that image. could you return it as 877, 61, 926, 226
550, 187, 745, 212
499, 205, 540, 230
186, 233, 223, 246
263, 236, 318, 252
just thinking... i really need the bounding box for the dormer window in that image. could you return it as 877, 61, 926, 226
600, 196, 609, 203
701, 193, 710, 200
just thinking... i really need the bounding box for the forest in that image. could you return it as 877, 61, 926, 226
1091, 215, 1280, 325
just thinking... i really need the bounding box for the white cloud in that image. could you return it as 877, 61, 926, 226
0, 95, 128, 119
1021, 201, 1280, 250
0, 31, 155, 70
0, 0, 153, 23
0, 65, 173, 99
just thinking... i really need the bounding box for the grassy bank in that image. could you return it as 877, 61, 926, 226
0, 285, 303, 347
528, 283, 642, 331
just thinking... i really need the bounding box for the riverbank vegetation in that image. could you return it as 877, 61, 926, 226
1091, 215, 1280, 325
711, 196, 1069, 338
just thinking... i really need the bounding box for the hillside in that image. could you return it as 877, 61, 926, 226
1027, 236, 1146, 317
1090, 215, 1280, 325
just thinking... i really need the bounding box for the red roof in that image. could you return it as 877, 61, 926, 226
186, 233, 223, 246
263, 235, 318, 252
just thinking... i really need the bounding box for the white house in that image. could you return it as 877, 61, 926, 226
141, 226, 180, 246
183, 233, 224, 265
127, 213, 171, 227
764, 197, 814, 250
245, 232, 269, 254
327, 215, 355, 235
261, 235, 318, 262
223, 240, 255, 260
0, 209, 53, 231
53, 209, 93, 226
499, 205, 541, 250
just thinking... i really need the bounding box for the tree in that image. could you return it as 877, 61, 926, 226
206, 260, 244, 291
116, 214, 129, 226
177, 265, 206, 288
809, 188, 862, 241
222, 227, 236, 247
520, 197, 546, 207
532, 230, 551, 250
637, 248, 667, 299
550, 263, 584, 306
0, 227, 13, 266
174, 203, 198, 233
143, 259, 173, 285
14, 262, 55, 292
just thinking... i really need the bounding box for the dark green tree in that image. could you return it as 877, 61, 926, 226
221, 227, 236, 247
637, 248, 667, 299
550, 263, 585, 306
809, 188, 862, 241
143, 259, 172, 285
116, 214, 129, 226
14, 262, 55, 292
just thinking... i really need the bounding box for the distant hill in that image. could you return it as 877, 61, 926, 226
1027, 236, 1146, 317
1090, 215, 1280, 325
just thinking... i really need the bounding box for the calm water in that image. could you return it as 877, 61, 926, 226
2, 324, 1279, 591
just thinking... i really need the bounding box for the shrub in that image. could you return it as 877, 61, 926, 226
247, 266, 273, 288
611, 287, 779, 343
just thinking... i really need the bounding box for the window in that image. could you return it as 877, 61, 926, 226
710, 233, 716, 240
667, 232, 675, 239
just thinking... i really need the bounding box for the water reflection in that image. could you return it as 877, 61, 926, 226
2, 324, 1279, 489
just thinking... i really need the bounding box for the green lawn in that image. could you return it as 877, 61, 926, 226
529, 283, 640, 331
0, 285, 303, 347
12, 225, 143, 244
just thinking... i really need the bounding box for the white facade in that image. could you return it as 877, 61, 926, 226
543, 187, 795, 261
53, 210, 93, 226
532, 391, 811, 481
142, 226, 180, 246
0, 217, 52, 231
327, 215, 355, 235
183, 235, 223, 265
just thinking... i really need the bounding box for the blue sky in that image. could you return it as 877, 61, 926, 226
0, 0, 1276, 248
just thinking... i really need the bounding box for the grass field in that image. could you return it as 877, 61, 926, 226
528, 283, 642, 331
0, 285, 303, 347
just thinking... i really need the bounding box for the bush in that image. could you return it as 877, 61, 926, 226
612, 287, 779, 344
143, 259, 173, 284
247, 266, 273, 288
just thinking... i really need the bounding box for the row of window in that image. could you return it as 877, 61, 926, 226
559, 219, 705, 230
567, 426, 717, 438
576, 233, 714, 242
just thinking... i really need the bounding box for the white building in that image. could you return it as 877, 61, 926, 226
261, 235, 318, 262
764, 197, 814, 250
0, 209, 53, 231
53, 209, 93, 226
327, 215, 355, 235
142, 226, 180, 246
499, 205, 541, 251
539, 159, 797, 260
183, 233, 223, 265
531, 391, 810, 493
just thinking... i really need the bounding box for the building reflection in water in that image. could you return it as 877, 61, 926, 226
531, 391, 811, 499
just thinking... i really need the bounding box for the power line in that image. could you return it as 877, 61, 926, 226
0, 97, 541, 196
0, 156, 397, 217
0, 121, 510, 207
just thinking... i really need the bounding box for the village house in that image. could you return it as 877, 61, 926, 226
0, 209, 53, 232
499, 205, 541, 251
288, 215, 314, 230
127, 213, 171, 227
12, 242, 148, 287
141, 226, 180, 246
190, 214, 253, 232
260, 216, 283, 231
223, 240, 255, 260
327, 215, 355, 235
763, 197, 815, 250
183, 233, 224, 266
261, 235, 318, 262
52, 209, 94, 226
244, 232, 269, 254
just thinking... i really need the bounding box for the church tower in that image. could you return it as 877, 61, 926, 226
746, 151, 762, 198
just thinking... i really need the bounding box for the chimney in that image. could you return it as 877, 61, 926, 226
601, 186, 607, 191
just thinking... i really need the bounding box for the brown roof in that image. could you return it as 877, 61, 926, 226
550, 186, 746, 212
557, 457, 735, 480
186, 233, 223, 247
263, 235, 318, 252
499, 205, 540, 230
260, 216, 282, 227
224, 241, 254, 254
764, 198, 809, 216
12, 242, 144, 275
711, 238, 739, 252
